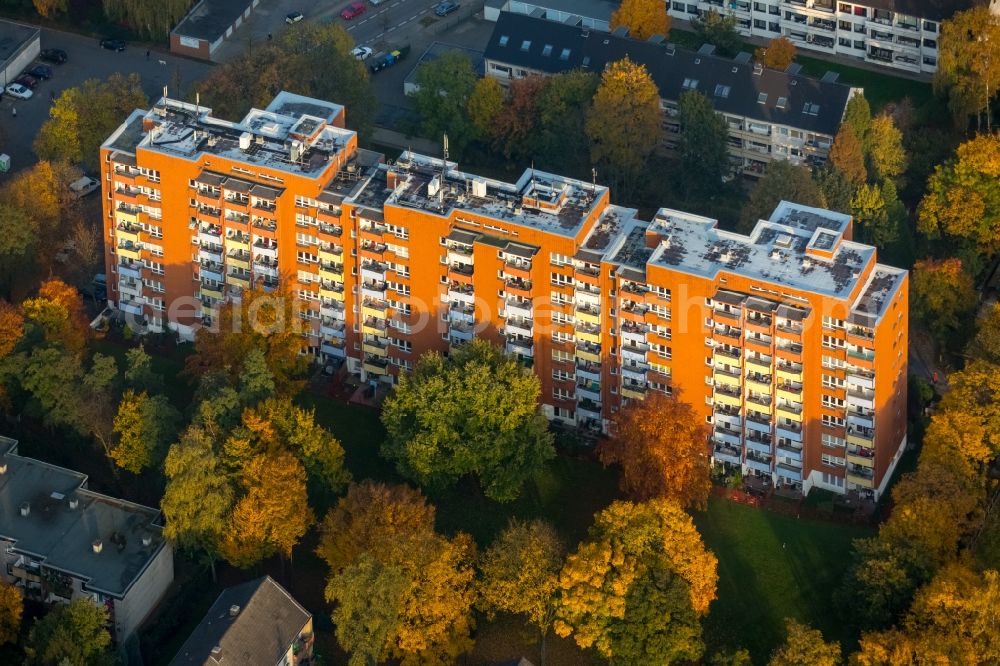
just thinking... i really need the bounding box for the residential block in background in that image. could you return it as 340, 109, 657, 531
100, 92, 907, 499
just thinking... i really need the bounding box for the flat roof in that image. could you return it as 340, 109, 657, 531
500, 0, 617, 21
0, 19, 38, 65
170, 576, 311, 665
382, 151, 606, 237
106, 93, 353, 179
0, 439, 167, 599
485, 12, 855, 136
172, 0, 255, 42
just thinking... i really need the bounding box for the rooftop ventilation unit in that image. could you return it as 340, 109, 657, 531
92, 539, 103, 554
19, 502, 29, 517
239, 132, 252, 151
0, 462, 6, 475
68, 497, 79, 510
229, 605, 241, 617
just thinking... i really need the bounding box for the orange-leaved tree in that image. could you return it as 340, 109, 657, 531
600, 390, 712, 509
755, 36, 796, 70
21, 278, 89, 353
610, 0, 671, 41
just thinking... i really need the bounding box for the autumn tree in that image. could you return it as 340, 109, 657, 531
691, 9, 743, 56
493, 76, 548, 160
380, 339, 554, 502
739, 161, 826, 233
910, 258, 976, 343
25, 598, 110, 665
32, 0, 68, 17
0, 204, 37, 297
100, 0, 193, 40
600, 391, 712, 508
829, 125, 867, 187
610, 0, 671, 41
939, 359, 1000, 456
197, 22, 377, 140
222, 451, 314, 567
21, 278, 88, 353
842, 94, 872, 140
917, 134, 1000, 261
410, 51, 478, 158
971, 303, 1000, 364
318, 481, 477, 665
0, 301, 24, 359
0, 581, 22, 646
585, 57, 662, 200
755, 37, 795, 70
222, 397, 350, 496
467, 76, 503, 141
161, 427, 234, 578
185, 284, 308, 396
35, 74, 148, 171
851, 181, 904, 248
478, 520, 565, 664
536, 71, 599, 172
934, 6, 1000, 130
768, 619, 841, 666
111, 390, 180, 474
677, 90, 731, 198
865, 115, 907, 183
555, 499, 718, 664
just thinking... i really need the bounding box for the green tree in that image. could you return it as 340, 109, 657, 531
25, 598, 111, 666
851, 182, 901, 248
610, 0, 671, 40
739, 161, 826, 233
0, 581, 22, 646
111, 390, 179, 474
842, 94, 872, 140
328, 554, 409, 666
934, 6, 1000, 130
380, 339, 554, 502
677, 90, 730, 198
222, 451, 314, 568
917, 134, 1000, 261
555, 499, 718, 664
768, 619, 841, 666
828, 125, 867, 187
971, 303, 1000, 364
161, 427, 234, 578
585, 57, 662, 200
691, 9, 743, 56
910, 258, 976, 343
100, 0, 193, 40
478, 520, 565, 664
865, 115, 907, 183
409, 51, 478, 158
816, 166, 855, 214
835, 536, 933, 630
123, 345, 163, 393
35, 74, 148, 171
536, 70, 599, 172
467, 76, 503, 141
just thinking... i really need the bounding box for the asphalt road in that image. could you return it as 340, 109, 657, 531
0, 27, 213, 180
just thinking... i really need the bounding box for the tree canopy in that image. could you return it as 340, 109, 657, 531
828, 125, 868, 187
601, 391, 712, 508
768, 620, 841, 666
0, 581, 21, 646
410, 51, 478, 159
691, 9, 743, 56
677, 90, 731, 198
555, 499, 718, 663
610, 0, 671, 40
739, 161, 826, 234
380, 339, 554, 502
934, 6, 1000, 130
909, 258, 976, 344
755, 37, 795, 71
25, 598, 111, 666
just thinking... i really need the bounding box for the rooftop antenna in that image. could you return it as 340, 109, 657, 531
162, 84, 168, 100
591, 167, 597, 194
440, 134, 449, 208
195, 91, 200, 116
531, 161, 536, 191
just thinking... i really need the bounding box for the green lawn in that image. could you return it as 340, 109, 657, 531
693, 496, 873, 662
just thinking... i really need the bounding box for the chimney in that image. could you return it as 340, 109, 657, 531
142, 533, 153, 547
92, 539, 103, 554
68, 497, 79, 510
0, 462, 7, 474
211, 646, 223, 657
18, 502, 29, 517
229, 605, 241, 617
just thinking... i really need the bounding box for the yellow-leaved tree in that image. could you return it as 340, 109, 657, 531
610, 0, 671, 40
555, 499, 718, 663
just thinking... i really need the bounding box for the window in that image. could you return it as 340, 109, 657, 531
757, 92, 768, 104
520, 40, 531, 51
822, 316, 846, 330
822, 335, 846, 349
822, 374, 845, 389
802, 102, 820, 115
822, 433, 846, 448
822, 414, 845, 428
714, 84, 731, 98
822, 394, 845, 409
776, 96, 787, 109
559, 48, 571, 60
821, 453, 846, 467
542, 44, 553, 57
498, 35, 509, 47
682, 78, 699, 90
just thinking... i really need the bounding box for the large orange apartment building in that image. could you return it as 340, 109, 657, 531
100, 92, 907, 499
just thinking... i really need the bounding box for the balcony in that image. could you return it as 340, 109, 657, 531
576, 305, 600, 325
776, 361, 803, 381
506, 316, 533, 338
118, 260, 141, 280
713, 306, 740, 321
847, 446, 875, 468
714, 427, 741, 447
713, 366, 741, 387
116, 204, 141, 225
746, 436, 772, 455
745, 374, 772, 393
227, 249, 251, 270
621, 383, 647, 400
117, 241, 141, 261
506, 298, 532, 318
577, 363, 601, 382
253, 259, 279, 279
225, 233, 250, 251
577, 399, 602, 421
200, 261, 224, 282
449, 301, 475, 325
226, 271, 251, 290
621, 342, 650, 363
713, 444, 742, 465
776, 442, 803, 461
318, 222, 342, 239
506, 335, 534, 356
576, 342, 601, 364
713, 325, 741, 340
118, 277, 142, 298
362, 317, 388, 336
359, 222, 387, 243
448, 281, 475, 304
620, 301, 649, 323
116, 222, 140, 244
361, 260, 387, 282
776, 464, 802, 482
319, 262, 343, 280
505, 278, 532, 297
448, 262, 474, 284
713, 385, 742, 408
577, 380, 601, 402
777, 382, 803, 400
746, 456, 772, 474
363, 338, 389, 357
199, 245, 223, 263
321, 340, 346, 358
745, 354, 771, 373
576, 323, 601, 345
362, 280, 386, 300
360, 242, 387, 261
505, 259, 532, 281
847, 467, 874, 489
714, 346, 741, 363
361, 299, 388, 319
363, 356, 390, 376
119, 299, 143, 316
776, 422, 803, 441
320, 300, 345, 320
746, 393, 772, 409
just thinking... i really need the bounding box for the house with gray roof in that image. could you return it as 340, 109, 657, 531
0, 437, 173, 643
170, 576, 313, 666
484, 11, 861, 175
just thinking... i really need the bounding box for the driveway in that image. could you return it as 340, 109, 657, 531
0, 27, 214, 180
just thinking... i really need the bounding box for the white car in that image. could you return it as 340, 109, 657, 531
352, 46, 374, 60
5, 83, 32, 100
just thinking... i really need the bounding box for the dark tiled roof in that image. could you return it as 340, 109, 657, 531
170, 576, 311, 666
172, 0, 256, 42
485, 12, 854, 136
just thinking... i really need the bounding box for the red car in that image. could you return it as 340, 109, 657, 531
14, 74, 38, 89
341, 1, 366, 19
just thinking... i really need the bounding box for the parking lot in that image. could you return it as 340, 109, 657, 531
0, 27, 213, 180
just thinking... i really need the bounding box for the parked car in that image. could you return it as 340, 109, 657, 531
351, 46, 373, 60
100, 38, 126, 51
14, 74, 38, 89
369, 45, 410, 74
39, 48, 67, 64
5, 83, 32, 100
69, 176, 100, 198
433, 0, 459, 16
341, 1, 366, 19
285, 11, 304, 23
28, 65, 52, 80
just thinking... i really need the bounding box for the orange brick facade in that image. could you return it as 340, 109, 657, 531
101, 93, 907, 499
